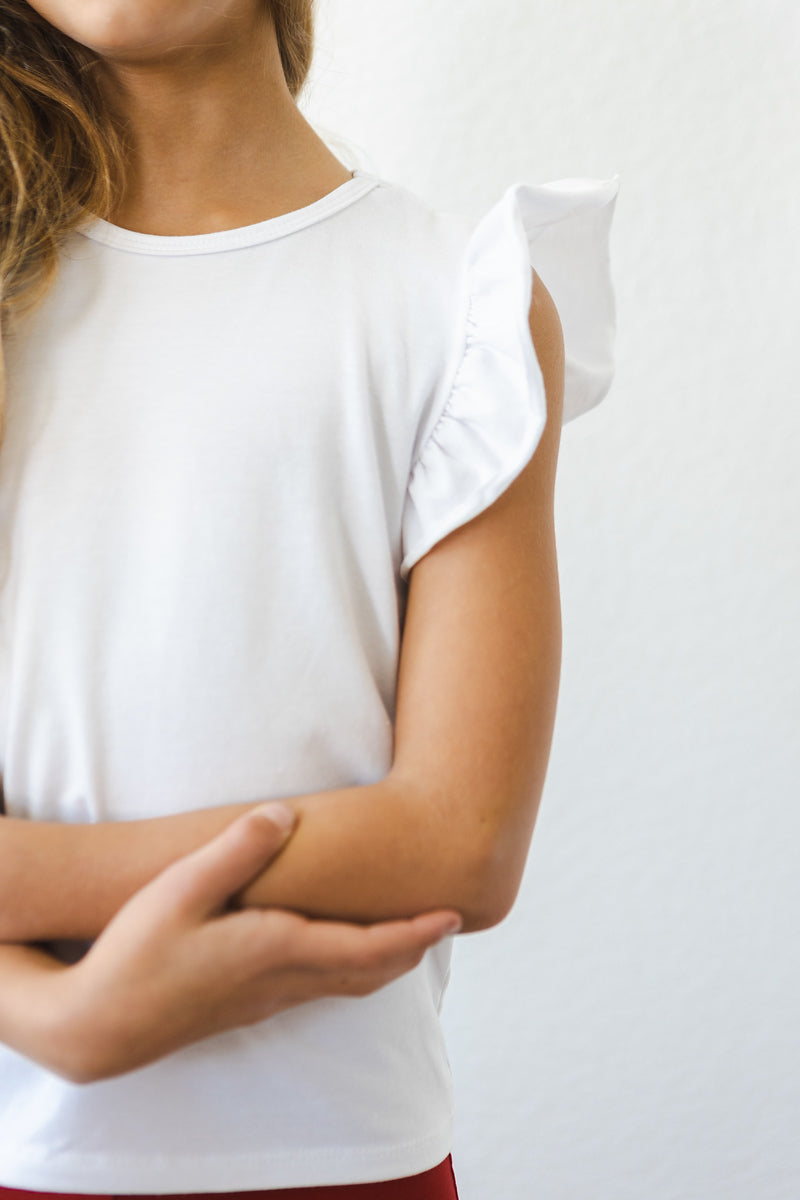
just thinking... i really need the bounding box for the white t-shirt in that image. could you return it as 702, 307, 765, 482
0, 167, 619, 1192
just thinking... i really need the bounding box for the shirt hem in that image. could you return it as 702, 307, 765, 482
0, 1114, 454, 1194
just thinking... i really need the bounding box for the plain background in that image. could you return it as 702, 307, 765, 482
301, 2, 799, 1198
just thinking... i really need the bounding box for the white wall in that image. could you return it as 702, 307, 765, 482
303, 3, 800, 1197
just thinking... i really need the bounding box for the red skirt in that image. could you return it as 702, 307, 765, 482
0, 1158, 459, 1200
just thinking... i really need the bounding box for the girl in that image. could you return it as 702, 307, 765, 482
0, 2, 619, 1198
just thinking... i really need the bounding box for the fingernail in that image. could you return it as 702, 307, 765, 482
442, 917, 463, 936
252, 802, 296, 837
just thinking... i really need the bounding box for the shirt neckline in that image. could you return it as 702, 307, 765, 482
76, 169, 380, 256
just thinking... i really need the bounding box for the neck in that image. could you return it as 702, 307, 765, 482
94, 6, 347, 235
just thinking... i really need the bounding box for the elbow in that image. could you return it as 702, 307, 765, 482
392, 775, 536, 932
451, 834, 525, 933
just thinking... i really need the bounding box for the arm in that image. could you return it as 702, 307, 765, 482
0, 268, 565, 944
0, 943, 75, 1076
0, 779, 477, 940
0, 808, 463, 1084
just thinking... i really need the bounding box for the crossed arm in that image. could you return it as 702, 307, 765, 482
0, 774, 512, 942
0, 269, 565, 947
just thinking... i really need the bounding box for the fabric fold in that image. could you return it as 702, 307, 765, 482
400, 175, 620, 582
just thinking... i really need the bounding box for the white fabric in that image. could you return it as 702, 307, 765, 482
0, 167, 619, 1192
400, 175, 619, 580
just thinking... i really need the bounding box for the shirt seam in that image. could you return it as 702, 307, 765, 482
409, 289, 478, 478
76, 175, 383, 257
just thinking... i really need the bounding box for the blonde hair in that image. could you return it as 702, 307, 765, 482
0, 0, 316, 447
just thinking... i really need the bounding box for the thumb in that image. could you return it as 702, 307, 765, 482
166, 803, 297, 921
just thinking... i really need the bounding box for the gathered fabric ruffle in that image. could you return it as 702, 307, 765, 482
400, 175, 620, 582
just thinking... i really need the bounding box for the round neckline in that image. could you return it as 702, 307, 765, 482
76, 169, 380, 256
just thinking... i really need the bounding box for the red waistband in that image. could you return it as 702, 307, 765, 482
0, 1156, 458, 1200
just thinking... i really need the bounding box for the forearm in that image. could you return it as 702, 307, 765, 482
1, 776, 493, 943
0, 942, 74, 1076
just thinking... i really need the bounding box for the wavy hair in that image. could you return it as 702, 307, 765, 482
0, 0, 316, 446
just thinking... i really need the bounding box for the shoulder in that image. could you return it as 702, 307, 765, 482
347, 177, 478, 393
372, 178, 565, 390
354, 176, 473, 285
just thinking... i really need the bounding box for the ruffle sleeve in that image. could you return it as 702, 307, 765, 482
399, 175, 620, 582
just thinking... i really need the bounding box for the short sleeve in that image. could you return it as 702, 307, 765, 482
399, 175, 620, 582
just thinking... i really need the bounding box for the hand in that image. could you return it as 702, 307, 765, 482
50, 803, 462, 1084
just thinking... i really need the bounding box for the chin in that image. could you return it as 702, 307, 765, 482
26, 1, 225, 62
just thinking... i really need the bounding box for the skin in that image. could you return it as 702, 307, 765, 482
1, 806, 462, 1084
0, 266, 565, 1082
5, 0, 566, 1088
2, 0, 463, 1084
25, 0, 353, 234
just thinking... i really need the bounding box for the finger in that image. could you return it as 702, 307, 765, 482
165, 804, 298, 921
287, 909, 463, 973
